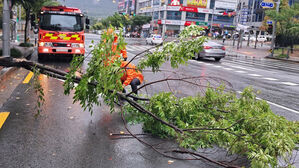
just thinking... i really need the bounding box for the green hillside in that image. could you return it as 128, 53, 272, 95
57, 0, 118, 18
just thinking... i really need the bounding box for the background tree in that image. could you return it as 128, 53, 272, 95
266, 1, 299, 50
13, 0, 60, 43
92, 14, 151, 31
130, 15, 151, 32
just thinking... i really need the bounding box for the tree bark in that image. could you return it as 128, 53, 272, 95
24, 9, 30, 43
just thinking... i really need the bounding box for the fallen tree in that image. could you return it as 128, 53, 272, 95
0, 25, 298, 168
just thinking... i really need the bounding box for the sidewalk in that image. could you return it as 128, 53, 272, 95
0, 40, 35, 83
213, 39, 299, 62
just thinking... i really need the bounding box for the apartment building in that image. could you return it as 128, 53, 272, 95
134, 0, 238, 37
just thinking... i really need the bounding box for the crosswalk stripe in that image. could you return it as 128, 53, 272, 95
281, 82, 298, 86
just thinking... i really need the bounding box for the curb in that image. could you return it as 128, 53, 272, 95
0, 46, 34, 83
0, 67, 18, 83
265, 56, 299, 63
225, 49, 264, 60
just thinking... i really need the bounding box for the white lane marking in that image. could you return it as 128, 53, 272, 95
223, 63, 254, 71
133, 46, 146, 50
237, 91, 299, 114
263, 77, 278, 81
248, 74, 262, 77
223, 68, 233, 71
214, 65, 222, 68
205, 63, 212, 66
236, 70, 246, 73
280, 82, 299, 86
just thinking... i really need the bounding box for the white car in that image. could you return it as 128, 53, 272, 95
146, 34, 163, 45
125, 33, 131, 38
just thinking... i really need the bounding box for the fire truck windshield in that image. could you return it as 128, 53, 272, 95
40, 14, 83, 32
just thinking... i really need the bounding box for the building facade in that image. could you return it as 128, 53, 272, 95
135, 0, 238, 37
118, 0, 137, 15
235, 0, 299, 29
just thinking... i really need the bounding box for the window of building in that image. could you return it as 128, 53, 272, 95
153, 11, 159, 19
208, 15, 234, 23
160, 11, 164, 19
210, 0, 215, 9
167, 11, 182, 20
186, 12, 205, 20
153, 0, 160, 6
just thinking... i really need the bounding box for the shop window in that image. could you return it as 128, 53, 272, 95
186, 12, 205, 20
167, 11, 181, 20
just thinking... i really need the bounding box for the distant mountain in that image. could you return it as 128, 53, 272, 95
57, 0, 118, 18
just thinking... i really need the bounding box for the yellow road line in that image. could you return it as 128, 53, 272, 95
23, 71, 34, 84
0, 112, 10, 129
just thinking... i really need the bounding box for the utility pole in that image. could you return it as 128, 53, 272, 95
209, 5, 215, 34
247, 0, 255, 47
2, 0, 11, 57
270, 0, 280, 57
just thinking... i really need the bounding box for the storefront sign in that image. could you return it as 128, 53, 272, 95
185, 21, 208, 26
215, 1, 237, 10
160, 20, 184, 25
142, 24, 151, 29
187, 0, 207, 8
184, 21, 196, 26
167, 5, 211, 13
167, 6, 180, 10
179, 6, 198, 12
169, 0, 181, 6
197, 8, 211, 13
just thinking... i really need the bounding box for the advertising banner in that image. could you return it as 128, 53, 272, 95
215, 2, 236, 10
187, 0, 207, 8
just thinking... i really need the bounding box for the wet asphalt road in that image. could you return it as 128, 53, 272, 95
0, 34, 298, 168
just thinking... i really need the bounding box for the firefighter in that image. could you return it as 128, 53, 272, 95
107, 28, 128, 61
120, 61, 144, 98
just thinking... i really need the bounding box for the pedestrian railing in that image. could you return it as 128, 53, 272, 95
272, 47, 299, 59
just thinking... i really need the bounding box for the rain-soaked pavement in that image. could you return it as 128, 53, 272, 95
0, 34, 298, 167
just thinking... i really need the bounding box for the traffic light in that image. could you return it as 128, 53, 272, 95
122, 12, 126, 15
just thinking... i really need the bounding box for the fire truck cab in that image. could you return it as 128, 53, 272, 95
35, 6, 89, 60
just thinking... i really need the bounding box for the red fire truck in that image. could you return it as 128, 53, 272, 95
35, 6, 89, 60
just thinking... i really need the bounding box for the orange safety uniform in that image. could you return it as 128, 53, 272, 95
112, 35, 127, 60
120, 61, 144, 86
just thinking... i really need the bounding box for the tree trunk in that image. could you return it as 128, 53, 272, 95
24, 9, 30, 43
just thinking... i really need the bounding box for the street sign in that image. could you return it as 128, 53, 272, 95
267, 20, 273, 25
260, 1, 274, 8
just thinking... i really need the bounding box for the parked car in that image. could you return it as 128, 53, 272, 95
146, 34, 163, 45
243, 35, 267, 42
125, 33, 131, 38
195, 41, 225, 62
